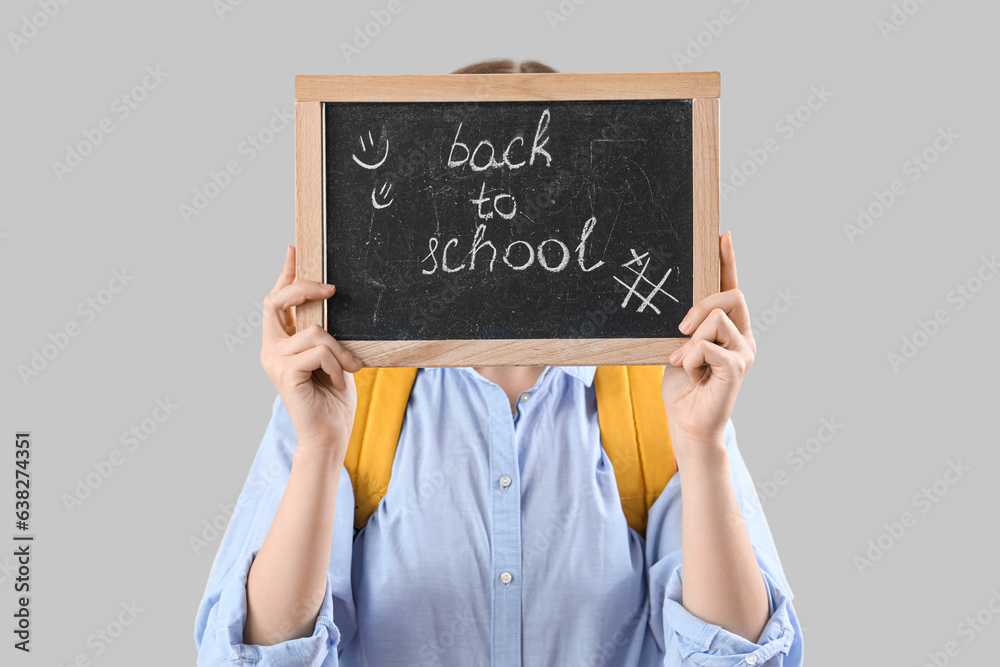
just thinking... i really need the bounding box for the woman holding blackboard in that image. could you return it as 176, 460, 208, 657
195, 60, 803, 666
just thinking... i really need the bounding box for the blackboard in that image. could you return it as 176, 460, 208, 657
294, 73, 720, 367
325, 99, 692, 341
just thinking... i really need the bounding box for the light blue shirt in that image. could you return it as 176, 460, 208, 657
195, 366, 802, 666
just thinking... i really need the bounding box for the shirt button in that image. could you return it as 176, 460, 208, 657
499, 475, 512, 488
519, 393, 530, 402
745, 655, 758, 665
499, 571, 512, 584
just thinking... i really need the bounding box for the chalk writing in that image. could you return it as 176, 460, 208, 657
323, 98, 694, 341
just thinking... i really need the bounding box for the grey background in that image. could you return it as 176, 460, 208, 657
2, 1, 997, 664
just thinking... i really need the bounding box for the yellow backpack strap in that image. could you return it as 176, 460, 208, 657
343, 367, 418, 531
594, 365, 678, 539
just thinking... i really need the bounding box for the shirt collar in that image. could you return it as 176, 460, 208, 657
559, 366, 596, 387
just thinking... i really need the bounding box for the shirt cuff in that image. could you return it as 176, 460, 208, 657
661, 560, 796, 666
210, 551, 341, 666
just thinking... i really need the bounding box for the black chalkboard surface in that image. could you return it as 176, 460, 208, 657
324, 99, 693, 341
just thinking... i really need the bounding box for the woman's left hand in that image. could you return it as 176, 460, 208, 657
662, 232, 756, 461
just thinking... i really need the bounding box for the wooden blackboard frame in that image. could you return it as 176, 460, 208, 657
294, 72, 720, 367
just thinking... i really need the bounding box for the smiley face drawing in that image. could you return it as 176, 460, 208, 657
353, 130, 389, 169
371, 181, 394, 209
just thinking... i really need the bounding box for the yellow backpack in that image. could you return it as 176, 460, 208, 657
344, 366, 677, 539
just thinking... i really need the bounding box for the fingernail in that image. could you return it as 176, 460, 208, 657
287, 245, 293, 253
668, 349, 680, 364
678, 315, 691, 332
324, 283, 336, 291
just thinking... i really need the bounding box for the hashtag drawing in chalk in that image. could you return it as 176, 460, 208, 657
612, 249, 678, 315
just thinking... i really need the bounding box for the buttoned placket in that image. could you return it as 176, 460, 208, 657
486, 367, 552, 666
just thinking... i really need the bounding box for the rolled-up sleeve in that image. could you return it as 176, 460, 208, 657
194, 395, 358, 666
203, 550, 342, 666
646, 419, 804, 666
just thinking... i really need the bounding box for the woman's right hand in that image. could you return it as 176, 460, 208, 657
260, 245, 364, 455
